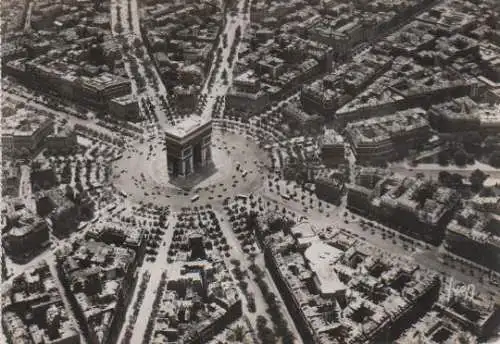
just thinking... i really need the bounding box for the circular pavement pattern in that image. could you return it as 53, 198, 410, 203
112, 128, 271, 211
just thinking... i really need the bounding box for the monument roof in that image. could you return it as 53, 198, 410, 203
164, 115, 211, 140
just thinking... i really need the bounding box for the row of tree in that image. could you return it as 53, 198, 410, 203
121, 272, 151, 344
249, 263, 295, 344
438, 169, 488, 193
142, 272, 168, 344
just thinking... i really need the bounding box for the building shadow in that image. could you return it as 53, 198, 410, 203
169, 162, 217, 191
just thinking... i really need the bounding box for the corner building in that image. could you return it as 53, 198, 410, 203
165, 117, 213, 177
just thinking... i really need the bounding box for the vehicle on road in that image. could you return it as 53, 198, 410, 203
281, 193, 291, 200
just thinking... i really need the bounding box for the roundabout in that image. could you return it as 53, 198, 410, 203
112, 127, 271, 211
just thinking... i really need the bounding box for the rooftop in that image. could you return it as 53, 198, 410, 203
447, 206, 500, 247
2, 110, 52, 137
58, 239, 137, 343
346, 108, 428, 144
430, 97, 500, 126
322, 129, 344, 146
60, 239, 136, 275
429, 96, 479, 119
48, 124, 74, 138
86, 217, 145, 248
79, 72, 130, 91
386, 20, 438, 52
110, 93, 137, 106
395, 310, 478, 344
304, 241, 346, 295
234, 70, 259, 85
416, 0, 477, 32
437, 275, 499, 330
2, 261, 80, 344
164, 115, 211, 140
434, 34, 479, 59
263, 228, 440, 344
5, 206, 47, 238
350, 169, 459, 226
150, 211, 241, 343
310, 12, 362, 38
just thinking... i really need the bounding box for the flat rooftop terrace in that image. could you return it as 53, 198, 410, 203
80, 72, 129, 91
164, 115, 212, 141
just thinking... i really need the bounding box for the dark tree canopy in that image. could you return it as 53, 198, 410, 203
469, 169, 487, 192
453, 149, 467, 167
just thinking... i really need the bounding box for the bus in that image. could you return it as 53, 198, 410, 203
281, 193, 291, 200
120, 190, 128, 197
236, 194, 248, 200
191, 195, 200, 202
